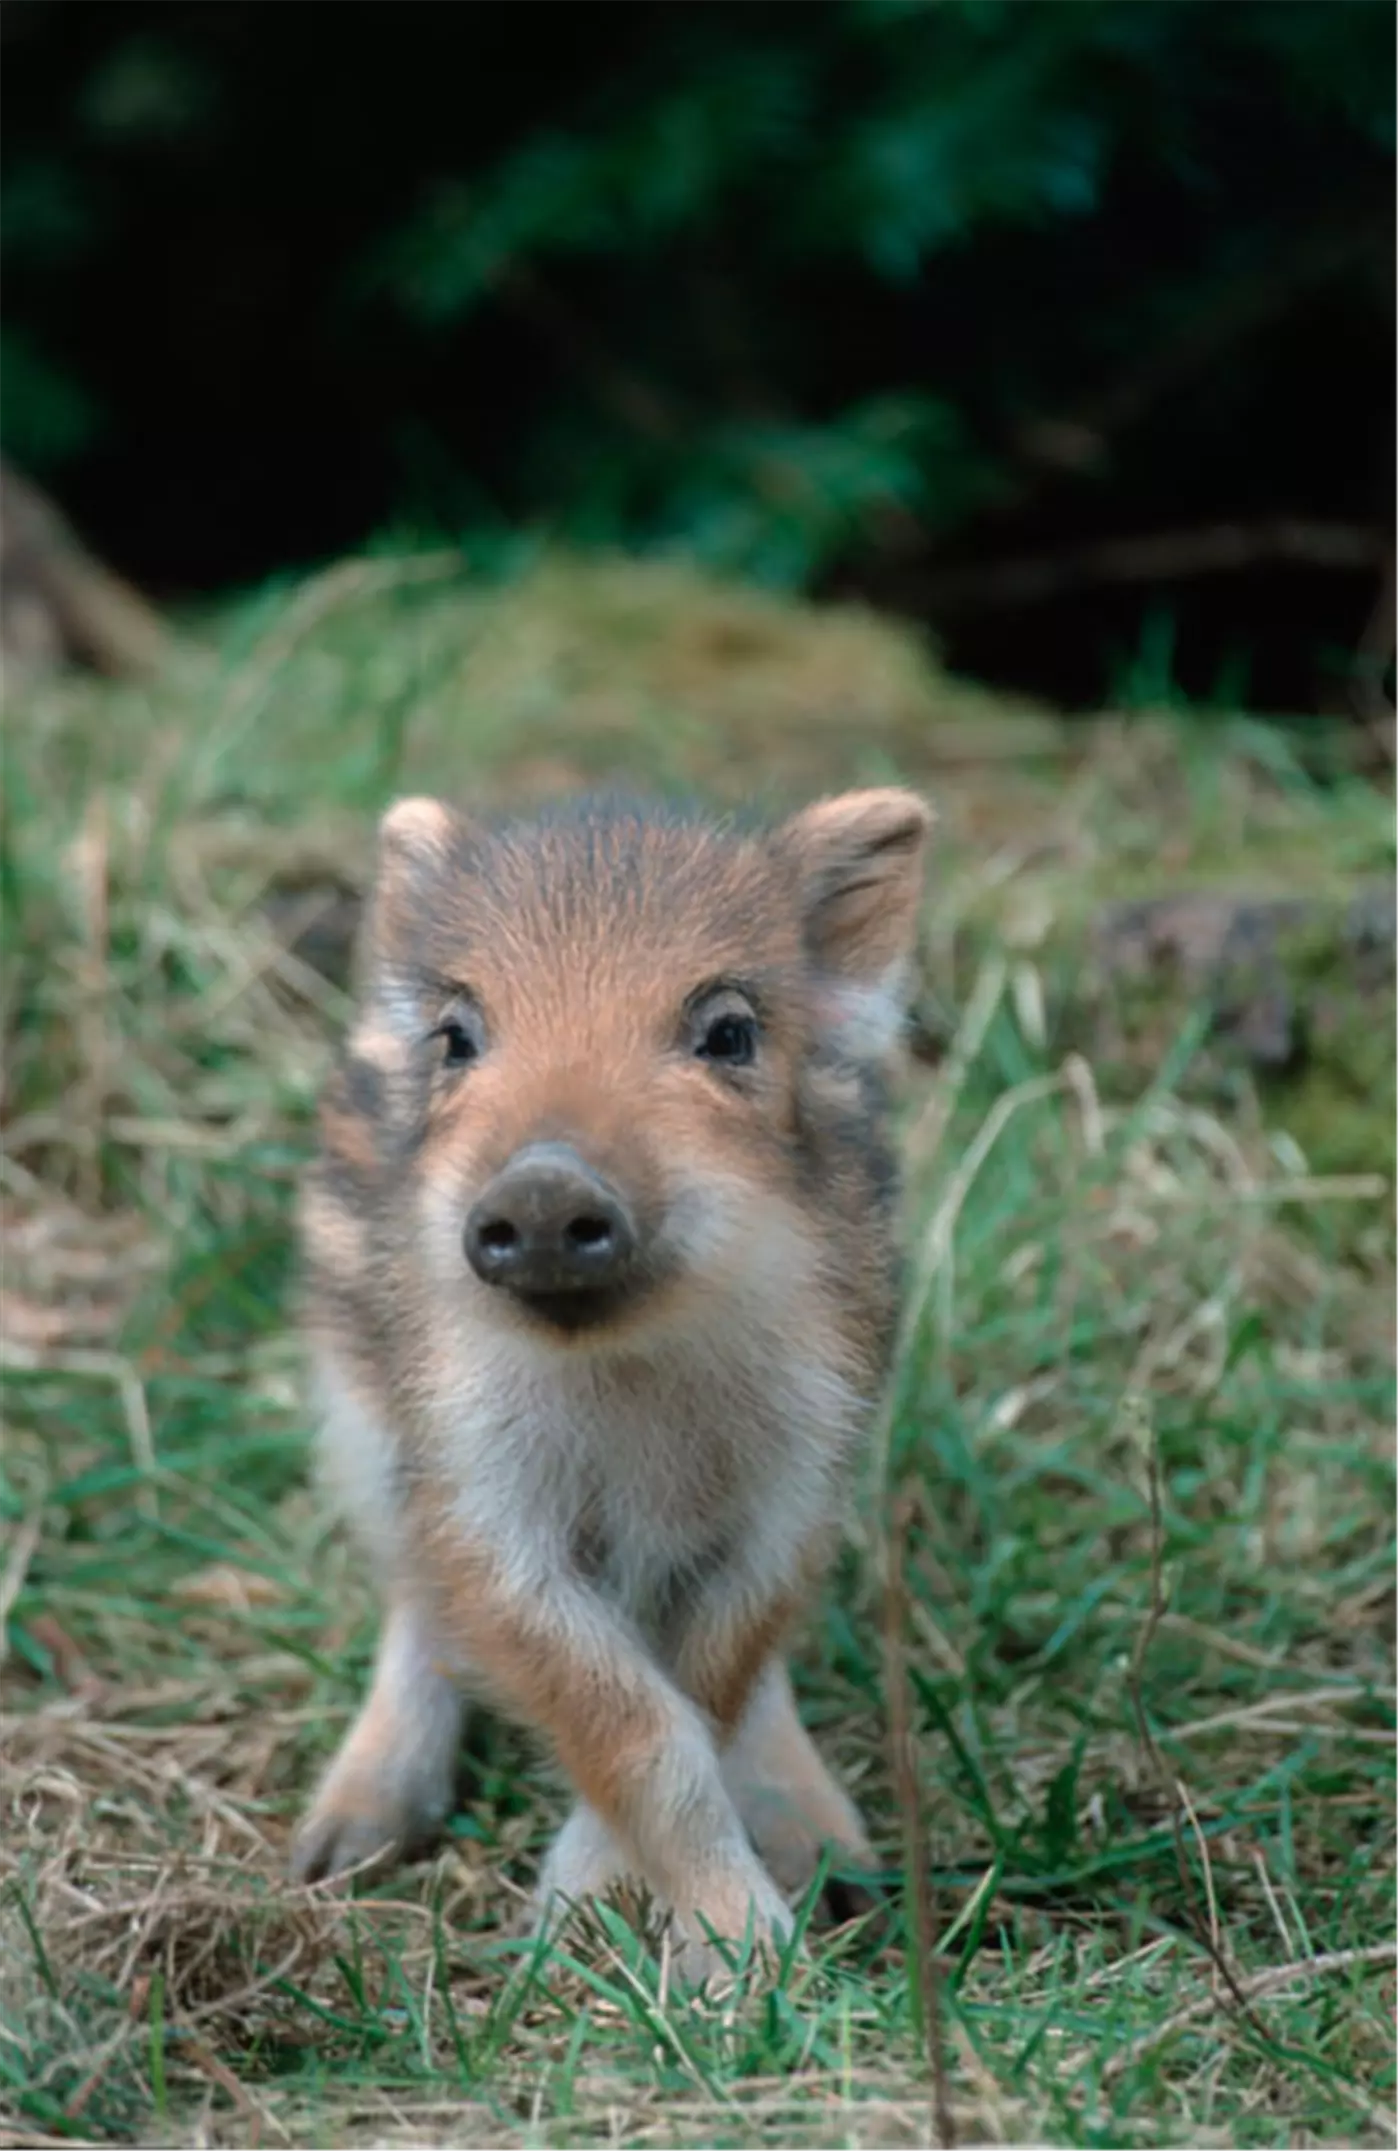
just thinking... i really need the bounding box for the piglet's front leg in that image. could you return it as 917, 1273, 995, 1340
291, 1595, 465, 1884
669, 1561, 871, 1888
414, 1501, 791, 1985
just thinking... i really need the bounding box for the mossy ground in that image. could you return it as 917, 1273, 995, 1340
2, 551, 1393, 2148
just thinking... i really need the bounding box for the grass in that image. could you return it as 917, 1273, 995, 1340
2, 549, 1394, 2147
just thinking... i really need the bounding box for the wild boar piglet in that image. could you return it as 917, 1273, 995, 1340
291, 786, 932, 1984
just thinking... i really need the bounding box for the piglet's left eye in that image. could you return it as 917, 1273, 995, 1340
697, 1013, 757, 1066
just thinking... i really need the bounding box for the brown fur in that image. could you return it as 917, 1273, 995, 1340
683, 1592, 802, 1736
410, 1496, 671, 1823
290, 788, 931, 1983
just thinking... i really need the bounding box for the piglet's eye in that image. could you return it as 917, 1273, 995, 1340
697, 1012, 757, 1067
433, 1017, 479, 1069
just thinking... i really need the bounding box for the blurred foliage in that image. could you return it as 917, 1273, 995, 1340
0, 0, 1392, 598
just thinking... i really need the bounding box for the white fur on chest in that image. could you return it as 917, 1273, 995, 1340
315, 1291, 862, 1634
436, 1304, 860, 1617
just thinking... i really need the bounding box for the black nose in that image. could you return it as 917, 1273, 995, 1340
464, 1144, 637, 1299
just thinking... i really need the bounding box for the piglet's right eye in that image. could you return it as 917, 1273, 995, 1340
434, 1018, 479, 1069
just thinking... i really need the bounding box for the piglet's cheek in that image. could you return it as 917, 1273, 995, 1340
810, 975, 909, 1064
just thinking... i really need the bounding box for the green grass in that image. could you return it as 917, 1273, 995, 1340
2, 550, 1394, 2147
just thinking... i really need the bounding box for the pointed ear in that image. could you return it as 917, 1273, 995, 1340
375, 795, 460, 878
777, 786, 933, 1056
359, 794, 468, 989
779, 787, 932, 978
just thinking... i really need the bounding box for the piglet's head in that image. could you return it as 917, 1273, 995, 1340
351, 788, 931, 1342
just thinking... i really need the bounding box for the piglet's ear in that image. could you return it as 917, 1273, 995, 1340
777, 787, 933, 1061
360, 795, 468, 988
778, 787, 933, 982
375, 795, 460, 876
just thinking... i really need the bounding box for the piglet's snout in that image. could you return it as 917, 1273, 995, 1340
464, 1143, 637, 1298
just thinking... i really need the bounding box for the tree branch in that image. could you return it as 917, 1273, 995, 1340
1004, 211, 1391, 489
923, 520, 1388, 614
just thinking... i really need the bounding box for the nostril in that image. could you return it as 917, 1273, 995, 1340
565, 1213, 613, 1252
466, 1154, 634, 1298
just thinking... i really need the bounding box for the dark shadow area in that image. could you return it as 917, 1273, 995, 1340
2, 0, 1393, 711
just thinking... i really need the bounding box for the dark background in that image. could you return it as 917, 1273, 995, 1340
2, 0, 1393, 713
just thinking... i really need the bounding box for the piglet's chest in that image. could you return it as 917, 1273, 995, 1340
536, 1350, 793, 1616
575, 1367, 747, 1533
452, 1320, 857, 1632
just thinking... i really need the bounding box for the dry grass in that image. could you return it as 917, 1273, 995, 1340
2, 550, 1394, 2146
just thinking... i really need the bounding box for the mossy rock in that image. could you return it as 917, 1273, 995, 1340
1033, 883, 1395, 1195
